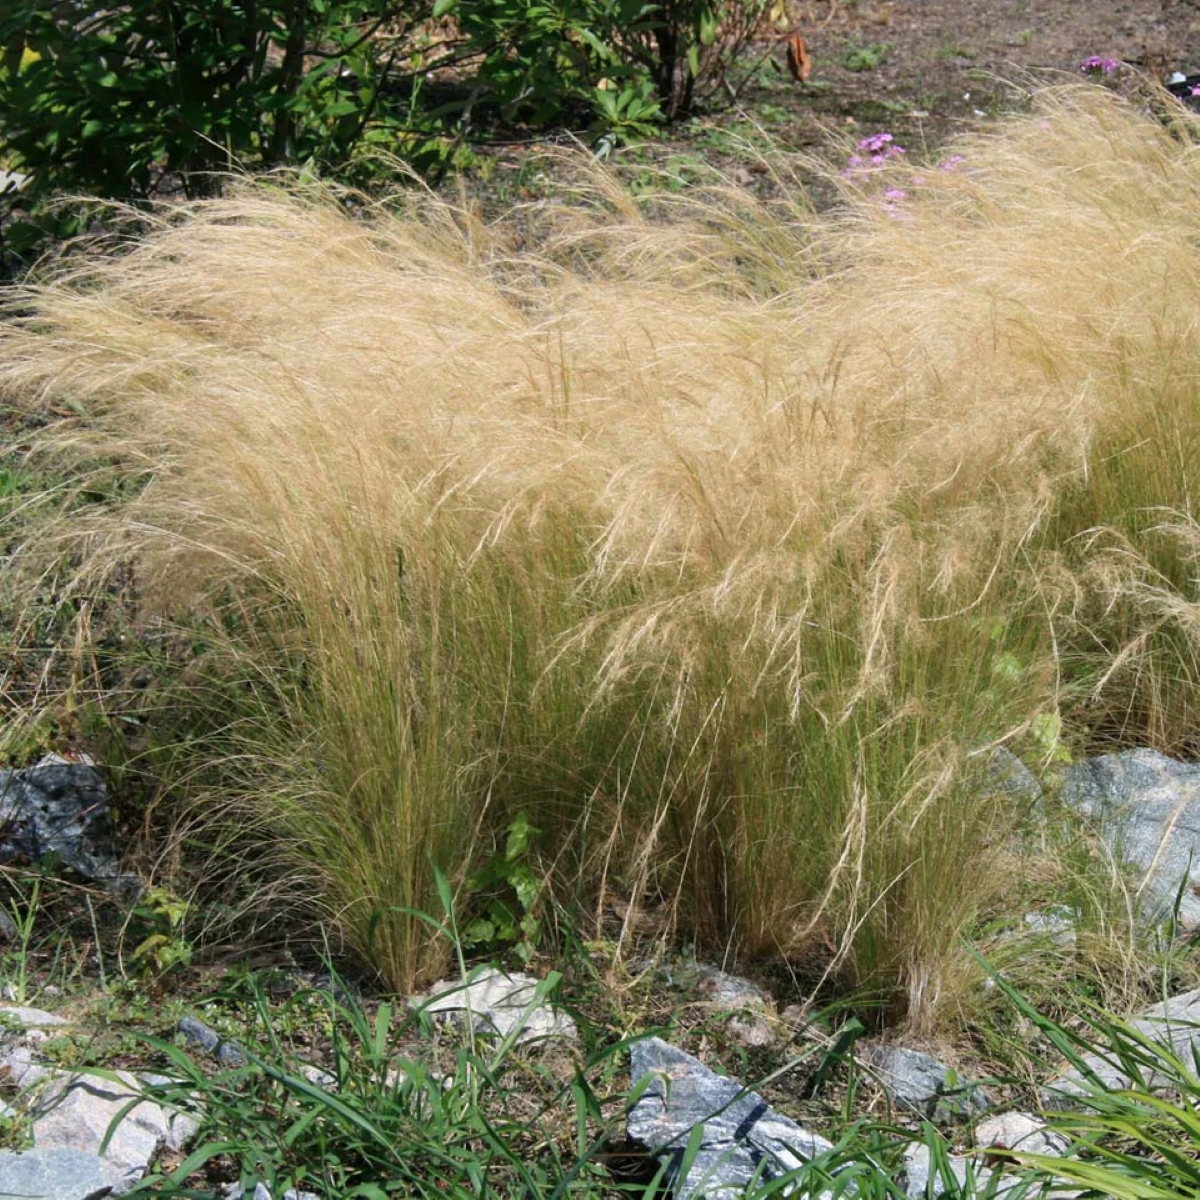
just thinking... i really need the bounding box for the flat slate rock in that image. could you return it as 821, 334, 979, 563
628, 1037, 835, 1199
418, 969, 576, 1045
32, 1068, 199, 1193
975, 1111, 1068, 1158
867, 1046, 990, 1123
1041, 987, 1200, 1109
1061, 750, 1200, 924
901, 1142, 1057, 1199
0, 1004, 70, 1029
0, 1147, 117, 1199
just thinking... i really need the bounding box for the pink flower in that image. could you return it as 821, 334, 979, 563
858, 132, 892, 153
1080, 55, 1119, 75
848, 132, 905, 174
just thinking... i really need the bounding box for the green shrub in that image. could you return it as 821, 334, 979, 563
2, 1, 453, 199
454, 0, 772, 126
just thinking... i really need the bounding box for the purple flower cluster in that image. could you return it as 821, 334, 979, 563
1080, 55, 1119, 75
840, 131, 967, 220
843, 131, 906, 176
859, 131, 905, 162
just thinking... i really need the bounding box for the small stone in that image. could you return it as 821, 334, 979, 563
903, 1142, 971, 1198
177, 1016, 247, 1067
726, 1012, 776, 1048
300, 1064, 336, 1088
223, 1182, 321, 1200
1021, 909, 1076, 947
417, 969, 576, 1045
976, 1111, 1067, 1157
693, 965, 767, 1008
0, 1006, 70, 1030
0, 170, 29, 196
691, 965, 777, 1047
867, 1046, 990, 1123
902, 1141, 1046, 1199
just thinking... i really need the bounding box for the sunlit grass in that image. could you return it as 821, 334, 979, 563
3, 84, 1200, 1021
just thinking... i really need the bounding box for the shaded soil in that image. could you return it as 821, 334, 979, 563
738, 0, 1200, 152
460, 0, 1200, 219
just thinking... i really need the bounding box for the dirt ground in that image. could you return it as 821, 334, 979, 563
772, 0, 1200, 145
603, 0, 1200, 178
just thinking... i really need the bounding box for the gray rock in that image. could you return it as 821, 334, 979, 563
0, 1003, 69, 1032
299, 1063, 336, 1088
0, 1008, 73, 1090
223, 1183, 320, 1200
418, 969, 576, 1045
1, 1042, 50, 1088
905, 1119, 1076, 1199
975, 1111, 1068, 1158
1041, 987, 1200, 1109
1021, 909, 1076, 947
635, 960, 777, 1049
692, 965, 766, 1009
867, 1046, 990, 1123
0, 1148, 117, 1199
0, 760, 131, 888
902, 1142, 973, 1198
0, 1005, 70, 1030
693, 965, 776, 1048
1061, 749, 1193, 808
177, 1015, 248, 1067
901, 1142, 1047, 1199
726, 1012, 776, 1049
989, 748, 1043, 807
32, 1069, 199, 1194
627, 1037, 837, 1199
1061, 750, 1200, 925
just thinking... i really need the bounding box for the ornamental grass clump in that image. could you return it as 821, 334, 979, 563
4, 84, 1200, 1021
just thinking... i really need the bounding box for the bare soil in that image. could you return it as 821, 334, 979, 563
744, 0, 1200, 152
